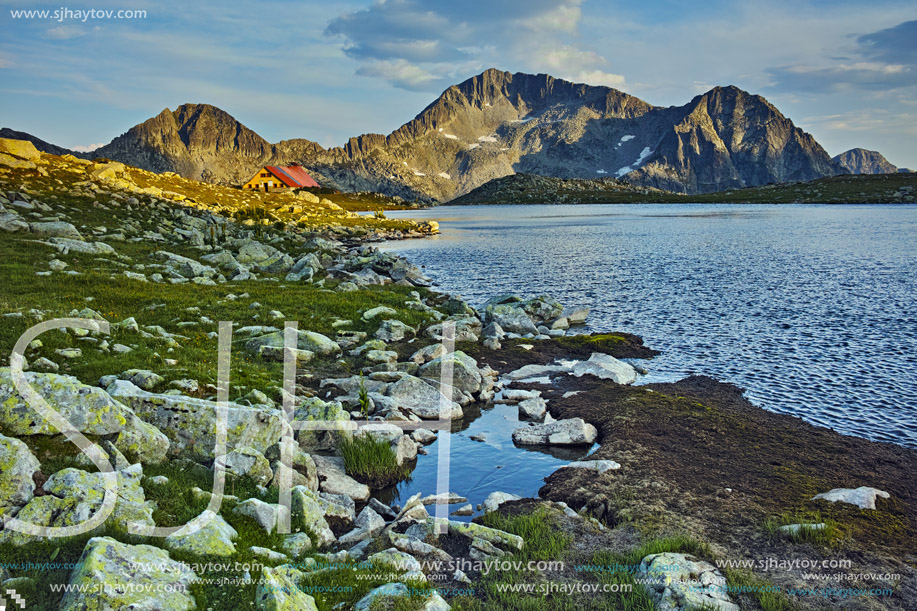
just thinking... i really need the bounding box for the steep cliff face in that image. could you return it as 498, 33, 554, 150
833, 148, 898, 174
6, 70, 852, 199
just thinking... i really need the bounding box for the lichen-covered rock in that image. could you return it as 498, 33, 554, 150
0, 433, 40, 519
120, 369, 165, 391
293, 397, 352, 452
60, 537, 198, 611
245, 330, 341, 357
638, 552, 739, 611
233, 498, 284, 534
0, 465, 155, 546
0, 368, 131, 436
256, 565, 318, 610
107, 380, 284, 460
290, 486, 336, 548
367, 548, 426, 581
487, 303, 538, 335
164, 511, 237, 557
114, 415, 170, 464
355, 582, 409, 611
217, 447, 273, 486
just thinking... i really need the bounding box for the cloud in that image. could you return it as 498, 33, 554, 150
355, 59, 441, 91
858, 19, 917, 64
45, 26, 88, 40
71, 142, 106, 152
325, 0, 624, 91
767, 19, 917, 93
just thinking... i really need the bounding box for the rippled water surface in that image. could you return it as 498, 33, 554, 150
380, 204, 917, 449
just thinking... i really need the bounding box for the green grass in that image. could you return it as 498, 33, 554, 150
449, 507, 577, 611
763, 511, 840, 547
720, 568, 798, 611
339, 435, 412, 488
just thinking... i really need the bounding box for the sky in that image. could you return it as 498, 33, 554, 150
0, 0, 915, 168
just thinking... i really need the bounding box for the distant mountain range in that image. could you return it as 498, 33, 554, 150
2, 69, 900, 201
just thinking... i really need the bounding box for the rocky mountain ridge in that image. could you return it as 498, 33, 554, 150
833, 148, 898, 174
3, 69, 866, 200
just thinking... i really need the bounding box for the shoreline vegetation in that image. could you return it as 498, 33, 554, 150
0, 139, 914, 611
446, 172, 917, 206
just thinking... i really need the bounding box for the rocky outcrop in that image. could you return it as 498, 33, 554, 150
833, 148, 898, 174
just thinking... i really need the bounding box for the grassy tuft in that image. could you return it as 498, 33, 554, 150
340, 435, 411, 488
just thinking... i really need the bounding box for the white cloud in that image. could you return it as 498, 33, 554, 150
326, 0, 622, 91
45, 26, 88, 40
72, 142, 106, 152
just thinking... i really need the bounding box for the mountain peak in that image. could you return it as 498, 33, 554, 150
833, 148, 897, 174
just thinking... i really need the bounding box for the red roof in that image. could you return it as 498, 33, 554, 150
264, 165, 319, 188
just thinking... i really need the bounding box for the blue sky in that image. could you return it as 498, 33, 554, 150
1, 0, 915, 168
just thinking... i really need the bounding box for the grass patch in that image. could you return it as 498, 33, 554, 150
720, 568, 798, 611
449, 507, 576, 610
340, 435, 412, 488
764, 511, 840, 547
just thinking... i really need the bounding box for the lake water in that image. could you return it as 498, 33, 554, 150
379, 204, 917, 450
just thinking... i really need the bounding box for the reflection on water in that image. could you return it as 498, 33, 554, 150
379, 203, 917, 450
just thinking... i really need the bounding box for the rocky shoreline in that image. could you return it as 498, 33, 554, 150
1, 138, 915, 611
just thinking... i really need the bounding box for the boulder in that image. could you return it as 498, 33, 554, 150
311, 455, 370, 502
419, 351, 484, 398
233, 498, 284, 534
481, 491, 522, 513
164, 511, 237, 557
375, 319, 415, 342
512, 418, 597, 446
0, 138, 40, 161
487, 304, 538, 335
338, 506, 385, 544
114, 415, 170, 464
29, 222, 82, 239
245, 330, 341, 357
355, 583, 410, 611
571, 353, 637, 385
518, 396, 547, 421
0, 433, 40, 519
48, 237, 115, 255
362, 306, 398, 321
638, 552, 739, 611
1, 369, 131, 436
811, 487, 890, 510
521, 295, 564, 324
216, 447, 273, 486
290, 486, 336, 547
0, 465, 155, 546
385, 374, 463, 420
59, 537, 198, 611
256, 565, 318, 611
293, 397, 352, 452
107, 380, 284, 460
